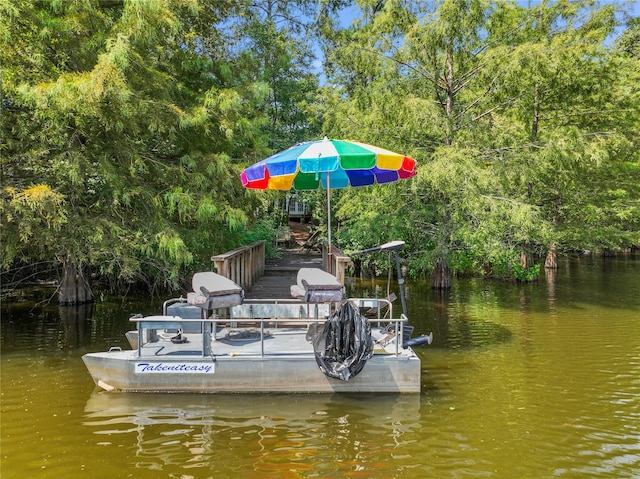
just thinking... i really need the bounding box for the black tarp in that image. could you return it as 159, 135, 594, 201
309, 300, 374, 381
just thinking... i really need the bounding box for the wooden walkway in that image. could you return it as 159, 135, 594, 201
244, 248, 323, 299
211, 222, 351, 300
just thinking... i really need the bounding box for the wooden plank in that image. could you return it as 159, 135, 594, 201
243, 274, 296, 300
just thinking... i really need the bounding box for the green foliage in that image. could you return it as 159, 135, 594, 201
1, 0, 264, 292
0, 184, 67, 268
241, 214, 283, 260
512, 262, 541, 283
228, 0, 324, 152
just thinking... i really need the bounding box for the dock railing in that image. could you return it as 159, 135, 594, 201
212, 240, 349, 292
211, 240, 265, 292
323, 244, 352, 285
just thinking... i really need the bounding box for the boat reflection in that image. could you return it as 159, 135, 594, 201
83, 391, 422, 475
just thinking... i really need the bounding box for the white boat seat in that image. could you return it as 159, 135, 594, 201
290, 268, 344, 303
187, 272, 244, 309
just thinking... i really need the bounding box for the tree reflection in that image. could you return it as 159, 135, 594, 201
58, 303, 93, 349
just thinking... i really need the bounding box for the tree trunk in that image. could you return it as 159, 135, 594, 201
517, 249, 539, 282
59, 255, 94, 305
545, 250, 558, 270
444, 44, 454, 146
353, 258, 362, 278
531, 83, 540, 139
432, 256, 451, 290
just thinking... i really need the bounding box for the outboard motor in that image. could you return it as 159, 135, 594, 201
351, 241, 433, 348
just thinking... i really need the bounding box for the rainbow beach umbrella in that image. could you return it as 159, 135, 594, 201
240, 137, 417, 258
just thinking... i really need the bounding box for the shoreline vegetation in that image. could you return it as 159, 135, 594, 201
2, 248, 638, 306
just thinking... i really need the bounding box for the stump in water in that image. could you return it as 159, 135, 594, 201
59, 256, 94, 305
432, 256, 451, 289
545, 251, 558, 269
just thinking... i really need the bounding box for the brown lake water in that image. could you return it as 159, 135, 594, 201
1, 255, 639, 478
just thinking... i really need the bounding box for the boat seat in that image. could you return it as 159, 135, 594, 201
290, 268, 344, 303
187, 272, 244, 310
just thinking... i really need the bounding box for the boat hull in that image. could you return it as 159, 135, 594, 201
82, 350, 421, 393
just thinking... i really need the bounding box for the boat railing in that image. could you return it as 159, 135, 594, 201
132, 297, 408, 358
232, 297, 397, 326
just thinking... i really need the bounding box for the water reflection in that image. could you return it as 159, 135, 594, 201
82, 392, 422, 477
58, 304, 93, 349
350, 279, 514, 350
430, 288, 513, 349
544, 266, 558, 315
432, 288, 451, 346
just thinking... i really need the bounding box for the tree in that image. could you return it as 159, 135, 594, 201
487, 1, 640, 259
2, 0, 638, 297
321, 0, 541, 282
1, 0, 266, 301
319, 0, 639, 281
224, 0, 345, 244
231, 0, 325, 151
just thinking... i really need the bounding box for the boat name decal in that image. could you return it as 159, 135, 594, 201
135, 362, 214, 374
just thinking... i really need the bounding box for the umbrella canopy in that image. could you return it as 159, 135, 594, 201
240, 137, 416, 261
241, 137, 416, 191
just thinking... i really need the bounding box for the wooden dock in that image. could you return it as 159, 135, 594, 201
246, 248, 323, 299
210, 221, 351, 299
211, 240, 350, 300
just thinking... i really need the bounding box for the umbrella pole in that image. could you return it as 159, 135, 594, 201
326, 172, 332, 274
